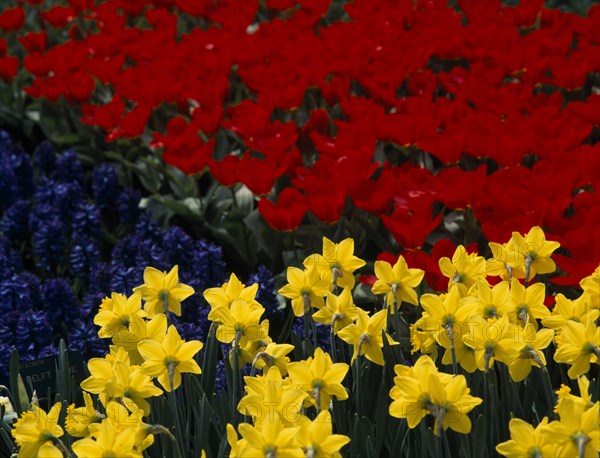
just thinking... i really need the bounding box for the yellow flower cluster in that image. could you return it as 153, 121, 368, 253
496, 375, 599, 457
389, 355, 482, 435
228, 364, 350, 457
278, 237, 415, 366
204, 248, 353, 457
411, 227, 600, 382
8, 228, 598, 457
11, 265, 202, 457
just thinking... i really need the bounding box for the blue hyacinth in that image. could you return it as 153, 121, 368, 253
92, 163, 120, 208
0, 130, 253, 383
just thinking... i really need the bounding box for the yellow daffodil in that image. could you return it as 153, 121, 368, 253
487, 242, 525, 281
94, 292, 145, 339
133, 265, 195, 317
417, 287, 478, 372
542, 398, 599, 458
237, 414, 304, 458
372, 256, 424, 311
226, 423, 247, 458
278, 265, 330, 316
553, 317, 600, 379
109, 362, 163, 415
237, 319, 272, 366
203, 272, 261, 310
66, 392, 104, 437
506, 226, 560, 284
11, 403, 65, 458
72, 418, 141, 458
297, 411, 350, 458
337, 308, 396, 366
287, 347, 349, 411
79, 347, 127, 400
252, 342, 295, 375
237, 366, 307, 427
542, 293, 599, 330
80, 347, 162, 415
389, 355, 481, 434
496, 418, 556, 458
503, 278, 550, 327
409, 323, 438, 361
91, 401, 154, 452
555, 376, 595, 413
580, 265, 599, 309
210, 298, 265, 347
304, 237, 366, 290
472, 278, 509, 320
508, 324, 554, 381
137, 324, 203, 391
312, 287, 360, 334
438, 245, 486, 294
462, 315, 521, 371
112, 313, 168, 365
389, 356, 453, 428
425, 369, 482, 434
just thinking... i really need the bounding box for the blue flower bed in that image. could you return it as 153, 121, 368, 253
0, 130, 286, 388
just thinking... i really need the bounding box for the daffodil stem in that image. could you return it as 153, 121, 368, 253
167, 390, 184, 458
484, 365, 500, 456
231, 334, 241, 424
314, 386, 321, 414
446, 325, 458, 375
524, 255, 532, 287
353, 356, 362, 417
304, 309, 311, 344
442, 428, 451, 458
577, 434, 590, 458
435, 432, 443, 458
420, 422, 427, 457
50, 436, 72, 458
392, 298, 405, 361
541, 367, 556, 420
450, 345, 458, 375
163, 298, 171, 327
330, 324, 338, 363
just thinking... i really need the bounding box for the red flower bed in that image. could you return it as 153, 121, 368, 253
2, 0, 598, 284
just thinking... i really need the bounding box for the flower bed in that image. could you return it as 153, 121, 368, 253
0, 0, 599, 457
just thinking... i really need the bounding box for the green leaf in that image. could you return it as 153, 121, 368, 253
374, 376, 389, 455
166, 165, 198, 199
9, 350, 28, 414
201, 325, 218, 397
0, 427, 15, 456
472, 414, 488, 458
134, 160, 164, 194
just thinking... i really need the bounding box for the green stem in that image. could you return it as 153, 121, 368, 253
541, 367, 556, 420
524, 255, 532, 287
483, 354, 495, 457
435, 431, 443, 458
392, 296, 405, 361
442, 428, 451, 458
304, 308, 311, 344
354, 355, 362, 417
167, 390, 184, 458
421, 421, 428, 458
446, 324, 458, 375
231, 333, 241, 425
50, 436, 72, 458
330, 321, 338, 363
